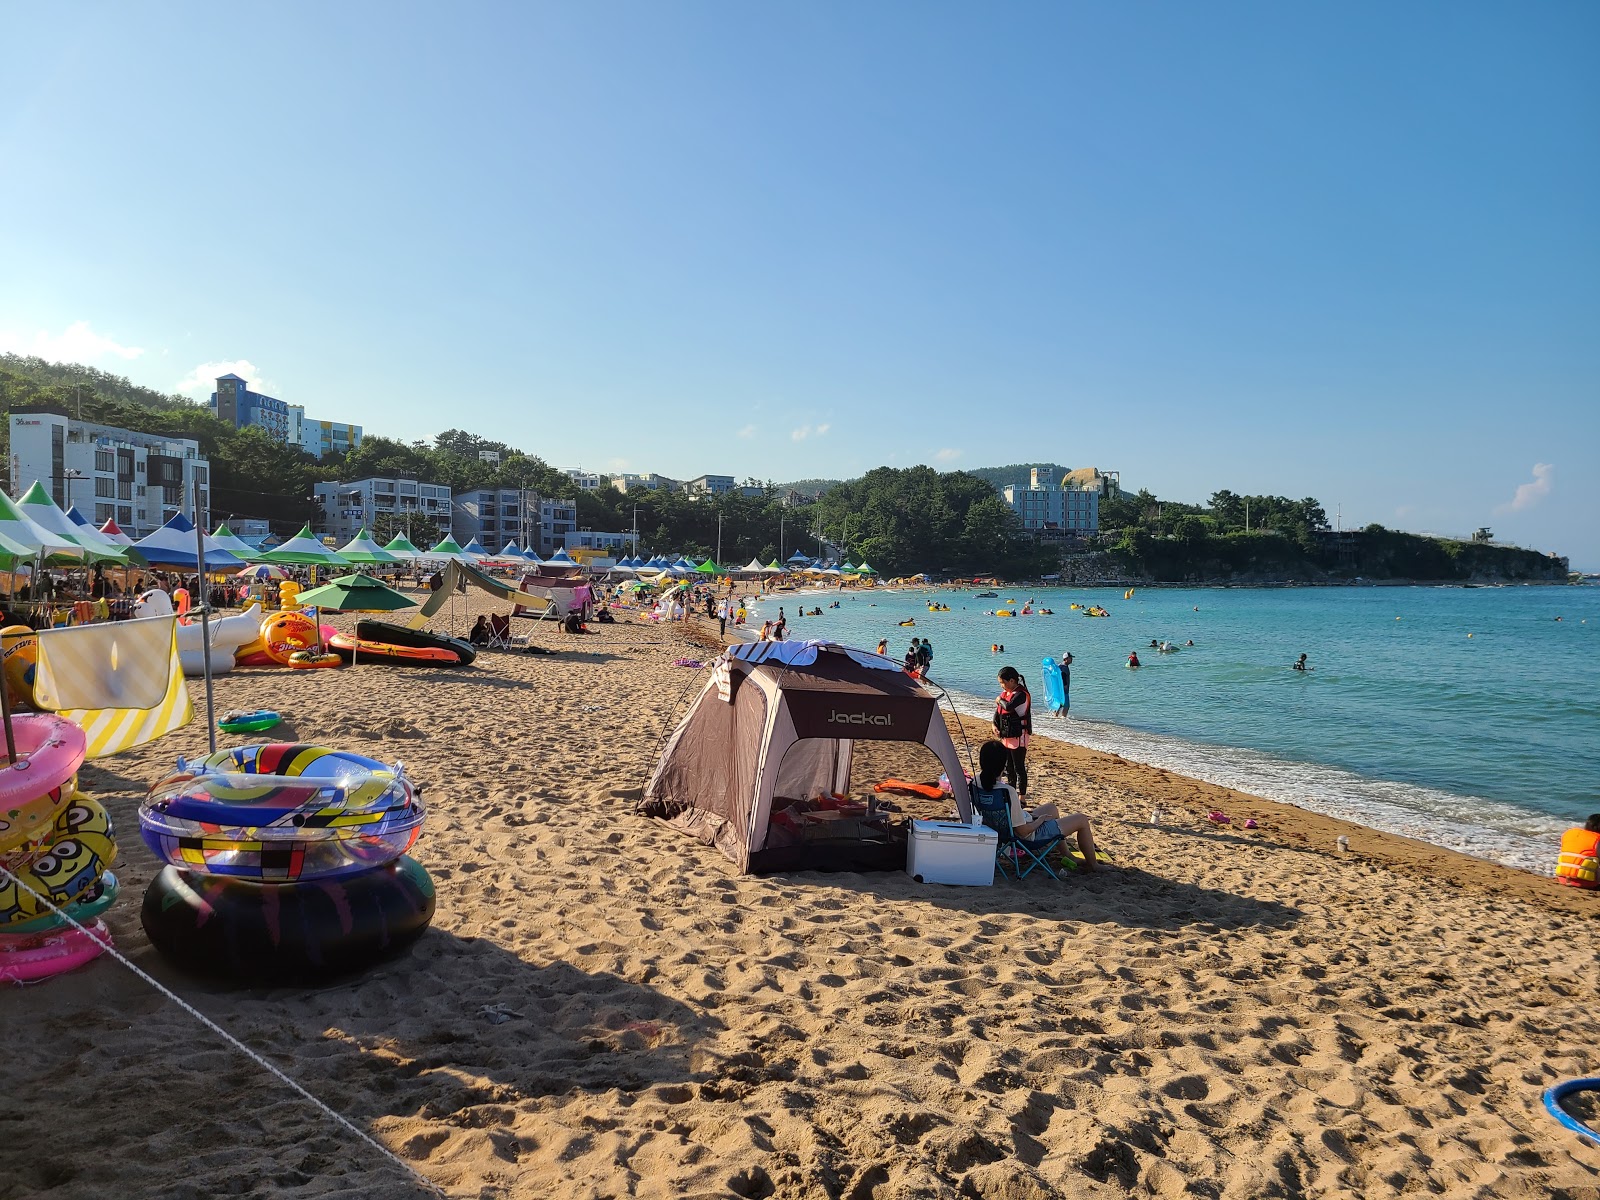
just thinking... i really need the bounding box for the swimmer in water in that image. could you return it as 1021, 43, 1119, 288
1149, 639, 1159, 648
1128, 651, 1141, 668
1185, 639, 1194, 647
1293, 653, 1310, 671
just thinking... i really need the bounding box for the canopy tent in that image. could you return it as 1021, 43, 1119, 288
420, 535, 477, 563
640, 641, 973, 874
764, 560, 785, 574
738, 557, 768, 576
295, 573, 417, 613
786, 550, 812, 565
499, 540, 526, 558
98, 518, 135, 547
236, 563, 290, 582
131, 513, 245, 570
65, 505, 143, 563
460, 538, 490, 559
209, 523, 260, 560
336, 527, 401, 564
0, 528, 39, 569
695, 559, 721, 575
17, 483, 126, 564
255, 525, 352, 569
855, 562, 877, 575
840, 562, 857, 573
382, 533, 424, 560
0, 489, 88, 562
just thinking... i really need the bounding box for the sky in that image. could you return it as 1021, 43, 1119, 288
1, 3, 1595, 567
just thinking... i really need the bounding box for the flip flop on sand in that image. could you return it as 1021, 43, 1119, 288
1207, 811, 1231, 824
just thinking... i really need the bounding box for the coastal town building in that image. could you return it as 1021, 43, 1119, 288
8, 405, 210, 536
564, 530, 629, 555
538, 498, 577, 556
610, 472, 679, 494
451, 487, 539, 554
1001, 467, 1103, 535
314, 475, 452, 546
563, 469, 601, 492
210, 373, 363, 460
685, 474, 737, 497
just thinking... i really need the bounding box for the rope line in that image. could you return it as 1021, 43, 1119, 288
0, 864, 448, 1199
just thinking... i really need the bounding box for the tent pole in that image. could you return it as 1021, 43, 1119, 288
0, 636, 16, 763
193, 482, 216, 753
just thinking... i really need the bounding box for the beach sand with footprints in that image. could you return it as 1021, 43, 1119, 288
3, 594, 1598, 1199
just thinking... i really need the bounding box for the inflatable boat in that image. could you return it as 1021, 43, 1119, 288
327, 620, 475, 666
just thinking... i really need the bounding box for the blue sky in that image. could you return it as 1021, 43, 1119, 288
2, 2, 1595, 566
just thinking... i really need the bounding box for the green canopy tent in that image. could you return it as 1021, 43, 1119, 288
695, 559, 721, 575
420, 536, 477, 564
209, 523, 260, 560
256, 525, 352, 570
382, 533, 423, 561
0, 489, 88, 563
336, 527, 401, 564
17, 483, 126, 565
855, 561, 877, 575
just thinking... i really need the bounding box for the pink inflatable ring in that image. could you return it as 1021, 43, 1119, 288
0, 917, 111, 985
0, 715, 88, 855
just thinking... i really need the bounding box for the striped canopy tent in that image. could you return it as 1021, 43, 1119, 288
545, 547, 577, 566
209, 523, 260, 560
97, 518, 135, 546
0, 488, 89, 563
65, 504, 145, 563
786, 550, 812, 565
764, 560, 784, 574
381, 533, 423, 560
337, 527, 401, 564
256, 525, 352, 568
499, 540, 526, 558
459, 538, 490, 560
421, 535, 477, 564
855, 561, 878, 575
131, 512, 246, 569
519, 547, 545, 566
840, 562, 857, 573
17, 483, 126, 564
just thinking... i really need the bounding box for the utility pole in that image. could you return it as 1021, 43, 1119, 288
716, 512, 723, 566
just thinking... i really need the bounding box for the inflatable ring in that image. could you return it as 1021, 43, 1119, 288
1545, 1077, 1600, 1146
261, 610, 319, 666
218, 709, 281, 735
287, 651, 341, 669
0, 918, 111, 985
141, 856, 435, 984
0, 796, 118, 925
2, 870, 119, 936
141, 746, 422, 881
1, 625, 39, 708
0, 715, 88, 855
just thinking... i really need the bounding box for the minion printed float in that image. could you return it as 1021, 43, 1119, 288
140, 743, 435, 984
0, 714, 119, 985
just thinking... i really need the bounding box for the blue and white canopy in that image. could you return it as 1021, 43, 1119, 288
544, 547, 576, 566
460, 537, 489, 558
132, 512, 246, 569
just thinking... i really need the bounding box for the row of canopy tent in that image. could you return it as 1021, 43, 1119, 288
600, 554, 878, 578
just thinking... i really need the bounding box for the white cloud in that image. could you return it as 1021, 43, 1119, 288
174, 359, 266, 395
737, 424, 757, 439
0, 320, 145, 363
934, 448, 961, 462
815, 423, 831, 437
791, 425, 811, 441
1497, 463, 1554, 514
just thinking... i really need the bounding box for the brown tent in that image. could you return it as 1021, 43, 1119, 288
641, 642, 974, 873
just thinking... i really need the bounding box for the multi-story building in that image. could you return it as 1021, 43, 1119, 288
563, 469, 601, 492
610, 472, 678, 494
8, 406, 210, 537
685, 474, 736, 497
451, 487, 539, 554
210, 374, 363, 459
538, 498, 577, 557
314, 476, 452, 546
564, 530, 628, 555
1001, 468, 1102, 535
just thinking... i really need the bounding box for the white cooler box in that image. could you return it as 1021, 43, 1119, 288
907, 818, 997, 886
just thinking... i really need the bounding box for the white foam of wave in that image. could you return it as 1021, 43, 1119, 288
941, 689, 1564, 874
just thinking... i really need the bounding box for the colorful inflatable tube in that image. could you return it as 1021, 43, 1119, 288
0, 918, 112, 985
0, 796, 118, 925
0, 715, 88, 855
140, 746, 423, 882
2, 871, 119, 936
141, 856, 435, 984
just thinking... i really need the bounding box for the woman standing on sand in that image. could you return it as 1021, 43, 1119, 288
993, 666, 1033, 799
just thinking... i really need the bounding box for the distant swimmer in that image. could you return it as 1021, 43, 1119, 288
1149, 639, 1160, 648
1185, 639, 1194, 647
1293, 653, 1311, 672
1128, 651, 1141, 668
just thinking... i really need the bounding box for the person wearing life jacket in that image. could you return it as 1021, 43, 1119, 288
1556, 815, 1600, 889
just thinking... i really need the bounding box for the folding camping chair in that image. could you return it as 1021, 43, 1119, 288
485, 613, 522, 650
971, 784, 1065, 881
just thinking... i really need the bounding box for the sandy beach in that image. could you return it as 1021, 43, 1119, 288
3, 595, 1598, 1200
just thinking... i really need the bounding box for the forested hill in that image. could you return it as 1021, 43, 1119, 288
961, 463, 1070, 492
776, 478, 842, 499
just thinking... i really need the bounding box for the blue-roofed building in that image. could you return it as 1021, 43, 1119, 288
210, 373, 363, 460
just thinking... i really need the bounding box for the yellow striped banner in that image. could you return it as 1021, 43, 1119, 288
55, 631, 193, 759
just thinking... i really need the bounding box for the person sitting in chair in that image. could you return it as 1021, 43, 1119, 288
975, 739, 1097, 869
468, 615, 491, 646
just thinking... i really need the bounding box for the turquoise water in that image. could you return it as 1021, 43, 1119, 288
744, 585, 1600, 870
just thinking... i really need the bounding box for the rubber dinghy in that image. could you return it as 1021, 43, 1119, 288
327, 620, 476, 666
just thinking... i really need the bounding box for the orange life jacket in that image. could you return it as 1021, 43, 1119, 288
1556, 828, 1600, 889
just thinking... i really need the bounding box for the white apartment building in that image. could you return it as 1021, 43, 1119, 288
1001, 468, 1102, 535
685, 474, 736, 497
314, 476, 453, 545
610, 473, 679, 494
563, 468, 601, 492
8, 406, 211, 537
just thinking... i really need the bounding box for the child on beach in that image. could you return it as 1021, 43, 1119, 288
993, 666, 1033, 798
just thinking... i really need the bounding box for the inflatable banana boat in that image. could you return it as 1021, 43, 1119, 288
327, 620, 475, 667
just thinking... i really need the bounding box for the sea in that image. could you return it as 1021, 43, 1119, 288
740, 583, 1600, 872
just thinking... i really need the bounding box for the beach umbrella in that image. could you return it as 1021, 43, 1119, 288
0, 488, 88, 562
294, 573, 418, 613
256, 525, 352, 568
381, 533, 423, 560
130, 512, 245, 569
237, 563, 290, 582
337, 527, 401, 564
209, 522, 260, 560
97, 518, 135, 547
